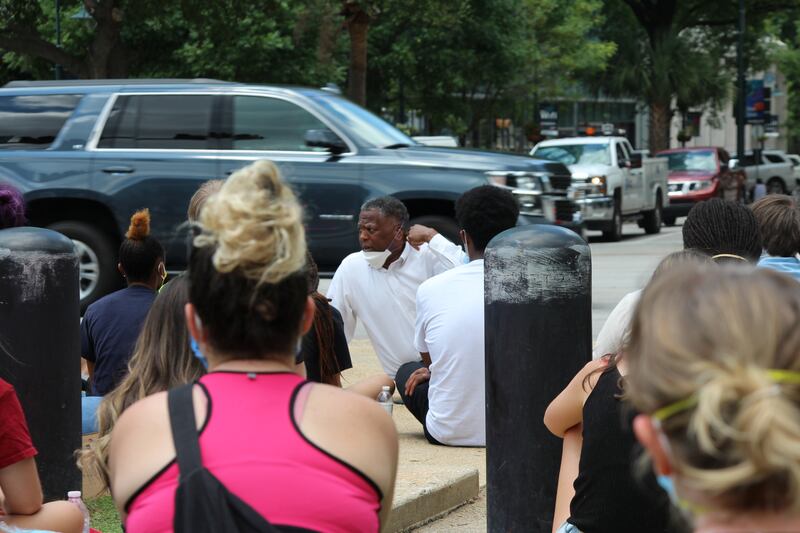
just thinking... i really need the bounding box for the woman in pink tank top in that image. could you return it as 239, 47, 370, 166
107, 160, 399, 532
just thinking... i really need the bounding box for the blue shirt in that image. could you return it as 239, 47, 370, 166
81, 285, 156, 395
758, 254, 800, 283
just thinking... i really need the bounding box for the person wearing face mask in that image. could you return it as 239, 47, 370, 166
395, 186, 518, 446
627, 265, 800, 533
326, 196, 466, 379
81, 208, 166, 397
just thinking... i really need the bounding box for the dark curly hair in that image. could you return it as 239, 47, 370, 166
455, 185, 519, 251
682, 198, 762, 263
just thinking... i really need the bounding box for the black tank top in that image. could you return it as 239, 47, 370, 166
568, 367, 681, 533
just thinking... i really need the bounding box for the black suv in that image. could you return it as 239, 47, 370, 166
0, 79, 581, 309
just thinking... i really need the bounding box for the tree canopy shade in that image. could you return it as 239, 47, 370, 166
594, 0, 800, 153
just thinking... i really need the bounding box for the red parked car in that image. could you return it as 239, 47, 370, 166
655, 147, 745, 225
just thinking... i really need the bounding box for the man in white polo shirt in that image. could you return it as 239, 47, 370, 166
395, 185, 519, 446
327, 197, 465, 378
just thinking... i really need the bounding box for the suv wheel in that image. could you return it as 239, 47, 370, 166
642, 194, 662, 234
767, 177, 787, 195
408, 215, 460, 244
48, 221, 119, 313
602, 202, 623, 242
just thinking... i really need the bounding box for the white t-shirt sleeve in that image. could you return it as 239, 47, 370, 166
414, 282, 431, 353
592, 289, 642, 359
326, 266, 357, 343
425, 233, 466, 275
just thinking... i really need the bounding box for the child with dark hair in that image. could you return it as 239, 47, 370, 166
0, 182, 26, 229
751, 194, 800, 281
81, 209, 166, 396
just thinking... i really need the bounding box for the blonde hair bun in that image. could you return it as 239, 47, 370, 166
126, 209, 151, 241
194, 160, 306, 285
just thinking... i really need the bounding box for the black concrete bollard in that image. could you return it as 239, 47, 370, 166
0, 227, 81, 500
485, 224, 591, 533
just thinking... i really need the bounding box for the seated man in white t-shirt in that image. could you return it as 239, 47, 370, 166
395, 185, 519, 446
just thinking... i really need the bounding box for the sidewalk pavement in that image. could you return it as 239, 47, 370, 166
343, 340, 486, 531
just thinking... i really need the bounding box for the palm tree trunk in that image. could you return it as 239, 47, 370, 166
649, 100, 672, 154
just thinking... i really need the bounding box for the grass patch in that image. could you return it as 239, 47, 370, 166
85, 495, 122, 533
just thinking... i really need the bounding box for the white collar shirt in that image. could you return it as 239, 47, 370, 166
327, 234, 465, 378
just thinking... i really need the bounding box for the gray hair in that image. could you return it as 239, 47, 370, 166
360, 196, 409, 227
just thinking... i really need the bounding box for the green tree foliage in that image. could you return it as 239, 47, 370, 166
367, 0, 614, 142
0, 0, 348, 85
596, 0, 797, 153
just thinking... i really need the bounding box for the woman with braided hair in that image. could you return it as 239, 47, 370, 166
682, 198, 762, 264
302, 252, 395, 398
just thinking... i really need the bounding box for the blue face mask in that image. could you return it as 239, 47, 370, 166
190, 337, 209, 369
656, 475, 678, 505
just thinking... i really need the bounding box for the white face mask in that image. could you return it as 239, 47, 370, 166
361, 227, 402, 269
362, 249, 392, 269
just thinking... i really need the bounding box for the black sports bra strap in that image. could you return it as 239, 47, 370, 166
167, 383, 203, 480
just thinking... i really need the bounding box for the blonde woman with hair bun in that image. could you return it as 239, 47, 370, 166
627, 264, 800, 533
108, 160, 398, 533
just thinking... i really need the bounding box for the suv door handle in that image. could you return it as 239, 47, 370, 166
102, 166, 135, 174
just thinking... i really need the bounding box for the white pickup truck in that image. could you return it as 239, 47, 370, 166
531, 136, 669, 240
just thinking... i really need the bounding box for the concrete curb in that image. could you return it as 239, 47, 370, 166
388, 466, 479, 532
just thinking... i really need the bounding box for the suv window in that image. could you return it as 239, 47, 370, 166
0, 95, 80, 150
765, 153, 785, 164
229, 96, 331, 151
98, 94, 214, 149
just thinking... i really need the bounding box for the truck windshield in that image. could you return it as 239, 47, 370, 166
660, 150, 717, 172
532, 144, 610, 166
310, 94, 415, 149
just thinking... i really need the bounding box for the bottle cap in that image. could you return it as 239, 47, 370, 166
382, 385, 390, 391
67, 490, 81, 498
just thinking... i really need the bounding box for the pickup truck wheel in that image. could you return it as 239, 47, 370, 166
767, 177, 787, 195
602, 203, 623, 242
409, 215, 460, 244
663, 215, 676, 226
642, 195, 662, 234
48, 221, 120, 313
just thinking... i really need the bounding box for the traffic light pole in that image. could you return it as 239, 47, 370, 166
736, 0, 746, 156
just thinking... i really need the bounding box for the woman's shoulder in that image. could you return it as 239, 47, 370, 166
304, 384, 395, 438
299, 383, 398, 490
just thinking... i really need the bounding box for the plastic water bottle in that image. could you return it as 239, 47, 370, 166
67, 490, 91, 533
377, 386, 393, 415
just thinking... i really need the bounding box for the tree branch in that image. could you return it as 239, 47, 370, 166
0, 31, 88, 78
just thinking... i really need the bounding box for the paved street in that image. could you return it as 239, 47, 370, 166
319, 221, 684, 343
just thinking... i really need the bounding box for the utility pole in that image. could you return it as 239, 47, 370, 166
736, 0, 746, 156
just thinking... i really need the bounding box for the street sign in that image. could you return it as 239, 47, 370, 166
765, 114, 779, 135
746, 79, 766, 124
601, 123, 614, 135
538, 103, 558, 129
